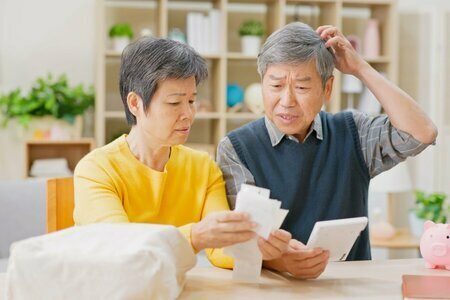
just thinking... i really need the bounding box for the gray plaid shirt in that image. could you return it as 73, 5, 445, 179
217, 111, 431, 207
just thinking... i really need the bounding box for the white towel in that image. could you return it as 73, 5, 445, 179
6, 223, 196, 300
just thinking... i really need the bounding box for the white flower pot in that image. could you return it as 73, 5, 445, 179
112, 37, 130, 53
15, 116, 83, 141
241, 36, 261, 55
409, 211, 425, 238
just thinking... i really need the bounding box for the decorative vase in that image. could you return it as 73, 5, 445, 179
409, 211, 424, 238
112, 37, 130, 53
341, 74, 363, 109
363, 19, 380, 58
244, 83, 264, 114
241, 36, 261, 55
226, 84, 244, 108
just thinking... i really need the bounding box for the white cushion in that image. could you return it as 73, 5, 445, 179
6, 223, 196, 300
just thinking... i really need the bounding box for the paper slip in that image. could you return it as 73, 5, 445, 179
224, 184, 289, 283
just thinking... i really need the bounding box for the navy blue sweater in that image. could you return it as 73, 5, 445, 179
228, 111, 371, 260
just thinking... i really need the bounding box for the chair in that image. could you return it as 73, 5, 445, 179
46, 177, 74, 233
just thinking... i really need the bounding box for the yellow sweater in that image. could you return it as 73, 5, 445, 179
74, 135, 233, 268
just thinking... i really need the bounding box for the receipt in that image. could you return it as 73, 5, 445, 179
224, 184, 288, 283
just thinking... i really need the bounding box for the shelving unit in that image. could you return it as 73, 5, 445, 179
96, 0, 398, 152
24, 139, 95, 178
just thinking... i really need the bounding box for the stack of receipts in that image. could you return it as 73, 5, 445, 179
224, 184, 288, 283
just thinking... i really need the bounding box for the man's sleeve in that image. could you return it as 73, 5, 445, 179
352, 111, 434, 178
216, 136, 255, 209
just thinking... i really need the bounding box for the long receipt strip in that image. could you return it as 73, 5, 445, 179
224, 184, 288, 283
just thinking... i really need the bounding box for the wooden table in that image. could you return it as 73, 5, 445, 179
1, 259, 449, 299
180, 259, 449, 299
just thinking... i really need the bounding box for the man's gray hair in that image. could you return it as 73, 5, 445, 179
257, 22, 335, 87
120, 37, 208, 125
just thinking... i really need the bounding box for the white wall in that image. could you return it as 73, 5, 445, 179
0, 0, 96, 91
0, 0, 96, 179
0, 0, 5, 92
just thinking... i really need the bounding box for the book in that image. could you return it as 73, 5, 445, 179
402, 274, 450, 299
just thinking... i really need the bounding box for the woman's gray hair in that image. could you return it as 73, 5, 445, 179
120, 37, 208, 125
257, 22, 335, 88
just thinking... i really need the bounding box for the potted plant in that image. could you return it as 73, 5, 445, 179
109, 23, 134, 52
409, 190, 449, 237
0, 74, 94, 139
238, 20, 264, 55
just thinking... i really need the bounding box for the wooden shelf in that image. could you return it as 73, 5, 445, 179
106, 111, 221, 120
196, 112, 222, 119
96, 0, 397, 148
343, 0, 392, 5
227, 52, 257, 60
226, 113, 263, 120
105, 50, 121, 58
365, 56, 390, 63
24, 139, 95, 178
201, 53, 222, 60
105, 111, 125, 118
370, 228, 420, 249
105, 0, 156, 9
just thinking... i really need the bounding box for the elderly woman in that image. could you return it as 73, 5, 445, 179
74, 37, 290, 268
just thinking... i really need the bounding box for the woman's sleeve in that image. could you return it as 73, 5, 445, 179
73, 157, 129, 225
201, 159, 234, 269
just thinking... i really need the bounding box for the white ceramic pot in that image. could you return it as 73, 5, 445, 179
241, 36, 261, 55
16, 116, 83, 141
112, 37, 130, 53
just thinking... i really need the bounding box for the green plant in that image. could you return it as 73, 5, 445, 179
412, 190, 449, 223
0, 74, 95, 127
238, 20, 264, 37
109, 23, 134, 39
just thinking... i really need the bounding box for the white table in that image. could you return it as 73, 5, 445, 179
2, 259, 449, 299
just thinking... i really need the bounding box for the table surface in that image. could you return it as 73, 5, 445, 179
180, 258, 449, 299
2, 259, 449, 299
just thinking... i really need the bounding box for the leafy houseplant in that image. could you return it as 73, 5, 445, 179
238, 20, 264, 37
412, 191, 449, 223
109, 23, 134, 52
108, 23, 134, 39
0, 74, 94, 127
238, 20, 264, 55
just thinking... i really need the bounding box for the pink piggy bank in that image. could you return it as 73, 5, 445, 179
419, 220, 450, 270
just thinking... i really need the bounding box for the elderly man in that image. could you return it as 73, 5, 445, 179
217, 22, 437, 278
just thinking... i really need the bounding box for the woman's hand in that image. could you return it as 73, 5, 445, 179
257, 229, 291, 261
191, 211, 257, 251
316, 25, 369, 77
